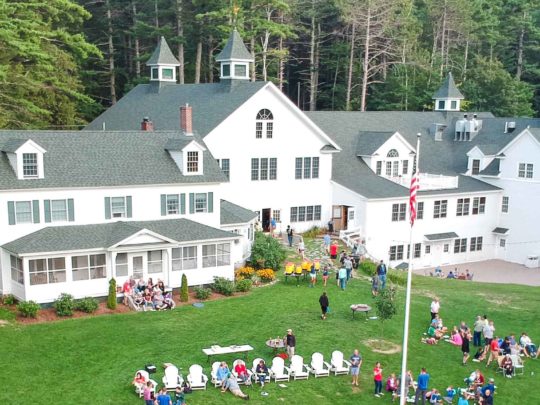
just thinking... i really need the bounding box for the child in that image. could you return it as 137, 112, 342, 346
143, 381, 154, 405
322, 266, 329, 287
371, 275, 379, 297
309, 264, 317, 287
174, 385, 186, 405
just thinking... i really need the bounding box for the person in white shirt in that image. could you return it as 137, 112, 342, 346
430, 298, 440, 321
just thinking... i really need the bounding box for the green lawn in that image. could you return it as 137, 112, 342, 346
1, 250, 539, 404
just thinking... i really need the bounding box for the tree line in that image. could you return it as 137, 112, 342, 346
1, 0, 539, 129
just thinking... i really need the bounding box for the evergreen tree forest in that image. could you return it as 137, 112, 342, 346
1, 0, 540, 129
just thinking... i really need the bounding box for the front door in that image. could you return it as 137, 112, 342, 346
132, 255, 144, 280
262, 208, 271, 232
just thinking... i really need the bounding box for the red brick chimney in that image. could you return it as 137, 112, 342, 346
180, 104, 193, 135
141, 117, 154, 131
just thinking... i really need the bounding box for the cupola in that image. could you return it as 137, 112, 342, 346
146, 36, 180, 83
432, 72, 464, 112
215, 29, 253, 81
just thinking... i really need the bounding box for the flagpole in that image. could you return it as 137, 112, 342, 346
399, 133, 421, 405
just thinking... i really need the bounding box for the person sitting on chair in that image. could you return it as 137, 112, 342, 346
255, 360, 269, 387
520, 332, 538, 358
216, 362, 230, 386
132, 371, 146, 392
234, 360, 251, 385
501, 354, 514, 378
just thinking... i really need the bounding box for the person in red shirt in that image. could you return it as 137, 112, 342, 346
234, 360, 251, 385
122, 278, 133, 305
373, 362, 383, 397
330, 241, 338, 259
486, 337, 500, 367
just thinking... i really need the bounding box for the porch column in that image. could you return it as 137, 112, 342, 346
163, 248, 170, 287
110, 251, 117, 279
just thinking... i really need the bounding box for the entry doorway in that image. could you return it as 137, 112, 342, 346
131, 255, 144, 280
262, 208, 271, 232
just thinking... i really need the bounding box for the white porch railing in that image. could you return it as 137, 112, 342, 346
339, 226, 362, 249
385, 173, 459, 190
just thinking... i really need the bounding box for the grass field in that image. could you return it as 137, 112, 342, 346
1, 248, 539, 404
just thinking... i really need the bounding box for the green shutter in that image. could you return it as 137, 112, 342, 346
32, 200, 40, 223
7, 201, 15, 225
126, 196, 132, 218
67, 199, 75, 221
104, 197, 111, 219
44, 200, 51, 223
208, 192, 213, 213
161, 194, 167, 216
189, 193, 195, 214
180, 193, 186, 215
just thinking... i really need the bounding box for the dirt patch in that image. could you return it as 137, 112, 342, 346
0, 319, 10, 326
476, 292, 521, 310
415, 290, 439, 300
363, 339, 402, 354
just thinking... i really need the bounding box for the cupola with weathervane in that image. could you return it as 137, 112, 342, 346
216, 29, 254, 81
432, 72, 464, 112
146, 36, 180, 83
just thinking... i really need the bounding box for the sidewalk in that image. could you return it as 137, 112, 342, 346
413, 259, 540, 286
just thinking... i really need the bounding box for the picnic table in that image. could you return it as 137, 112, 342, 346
202, 344, 254, 362
265, 338, 285, 354
350, 304, 372, 320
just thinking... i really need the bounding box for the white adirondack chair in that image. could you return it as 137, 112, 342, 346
210, 361, 223, 387
232, 359, 253, 385
187, 364, 208, 390
288, 355, 309, 380
251, 358, 270, 383
133, 370, 157, 397
270, 357, 290, 382
511, 354, 525, 375
330, 350, 351, 376
162, 365, 183, 391
309, 352, 330, 377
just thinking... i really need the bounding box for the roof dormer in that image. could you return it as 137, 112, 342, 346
1, 139, 46, 179
433, 72, 464, 112
165, 139, 206, 175
216, 29, 253, 82
146, 36, 180, 83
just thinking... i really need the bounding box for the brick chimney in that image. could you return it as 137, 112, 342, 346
141, 117, 154, 131
180, 104, 193, 135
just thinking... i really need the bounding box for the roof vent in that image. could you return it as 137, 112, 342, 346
454, 114, 467, 141
504, 121, 516, 133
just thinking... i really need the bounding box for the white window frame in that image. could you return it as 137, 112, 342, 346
172, 246, 197, 271
15, 201, 33, 224
71, 254, 106, 282
10, 255, 24, 284
434, 200, 447, 218
50, 199, 68, 222
391, 203, 406, 222
29, 257, 67, 285
166, 194, 180, 215
518, 163, 534, 178
472, 159, 480, 175
472, 197, 486, 215
202, 244, 217, 268
502, 196, 509, 213
147, 250, 163, 274
111, 197, 127, 218
456, 198, 470, 216
187, 151, 199, 173
22, 153, 38, 177
255, 109, 274, 139
115, 253, 128, 277
195, 193, 208, 213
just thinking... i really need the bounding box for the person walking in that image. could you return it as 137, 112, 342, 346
350, 349, 362, 386
377, 260, 387, 290
338, 266, 347, 290
473, 315, 484, 347
430, 298, 440, 321
322, 266, 329, 287
323, 233, 331, 254
286, 225, 293, 247
319, 292, 329, 319
344, 255, 353, 281
286, 329, 296, 358
373, 362, 383, 397
414, 368, 430, 404
461, 329, 471, 365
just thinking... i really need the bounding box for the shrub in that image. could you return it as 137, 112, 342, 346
17, 300, 40, 318
235, 278, 253, 292
256, 268, 275, 282
211, 277, 235, 296
2, 294, 15, 305
250, 232, 286, 270
107, 278, 117, 310
387, 270, 407, 286
75, 297, 99, 313
303, 226, 322, 239
234, 266, 255, 281
180, 273, 189, 302
194, 287, 212, 300
54, 293, 75, 317
359, 260, 377, 276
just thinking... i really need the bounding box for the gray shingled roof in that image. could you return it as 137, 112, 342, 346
220, 199, 257, 225
216, 29, 253, 61
85, 81, 267, 134
146, 36, 180, 66
432, 72, 464, 99
479, 158, 500, 176
0, 139, 29, 153
492, 227, 509, 234
306, 111, 506, 198
2, 218, 237, 255
0, 131, 226, 190
425, 232, 459, 241
356, 131, 395, 156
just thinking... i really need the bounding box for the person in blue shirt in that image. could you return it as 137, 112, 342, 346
414, 368, 430, 405
216, 362, 230, 386
323, 233, 331, 254
155, 387, 172, 405
457, 391, 470, 405
376, 260, 387, 289
338, 266, 347, 290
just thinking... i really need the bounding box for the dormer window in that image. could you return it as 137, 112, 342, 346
256, 109, 274, 139
222, 64, 231, 77
235, 64, 247, 77
387, 149, 399, 158
23, 153, 38, 177
151, 67, 159, 80
187, 151, 199, 173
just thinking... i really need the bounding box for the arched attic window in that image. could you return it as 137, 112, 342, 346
255, 109, 274, 139
387, 149, 399, 158
386, 149, 400, 177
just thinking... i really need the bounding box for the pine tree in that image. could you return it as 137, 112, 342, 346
180, 273, 189, 302
107, 278, 117, 310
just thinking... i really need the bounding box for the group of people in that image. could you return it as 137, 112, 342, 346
132, 373, 189, 405
432, 266, 473, 281
122, 277, 175, 311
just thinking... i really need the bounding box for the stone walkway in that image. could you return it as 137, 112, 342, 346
413, 259, 540, 286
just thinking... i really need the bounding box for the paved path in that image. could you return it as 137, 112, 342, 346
413, 259, 540, 286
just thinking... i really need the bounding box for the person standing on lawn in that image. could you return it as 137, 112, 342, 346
344, 255, 353, 281
350, 349, 362, 386
430, 298, 440, 321
376, 260, 387, 290
462, 329, 472, 365
373, 362, 383, 397
323, 233, 331, 254
414, 367, 430, 404
286, 225, 293, 247
473, 315, 484, 346
319, 292, 329, 320
156, 387, 172, 405
338, 266, 347, 290
286, 329, 296, 358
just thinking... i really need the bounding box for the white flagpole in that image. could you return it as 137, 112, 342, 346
399, 133, 421, 405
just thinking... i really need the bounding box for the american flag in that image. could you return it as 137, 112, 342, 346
409, 172, 419, 226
